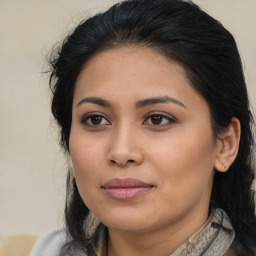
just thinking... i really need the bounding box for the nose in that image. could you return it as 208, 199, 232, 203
107, 125, 144, 167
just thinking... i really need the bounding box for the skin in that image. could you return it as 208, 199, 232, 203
69, 46, 240, 256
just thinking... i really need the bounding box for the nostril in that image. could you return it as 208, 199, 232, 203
109, 159, 135, 166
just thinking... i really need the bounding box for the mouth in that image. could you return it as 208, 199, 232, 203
102, 178, 154, 201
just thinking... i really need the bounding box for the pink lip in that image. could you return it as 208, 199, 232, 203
102, 178, 154, 201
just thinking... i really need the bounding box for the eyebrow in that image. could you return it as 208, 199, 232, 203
76, 97, 112, 108
135, 96, 187, 109
76, 95, 187, 109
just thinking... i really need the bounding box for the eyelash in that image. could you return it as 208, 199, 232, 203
143, 113, 176, 126
81, 113, 111, 127
81, 112, 176, 128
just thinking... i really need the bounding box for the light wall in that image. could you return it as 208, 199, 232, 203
0, 0, 255, 235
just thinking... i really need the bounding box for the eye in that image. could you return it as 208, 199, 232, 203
143, 113, 175, 126
82, 114, 110, 127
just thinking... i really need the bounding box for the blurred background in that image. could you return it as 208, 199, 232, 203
0, 0, 256, 236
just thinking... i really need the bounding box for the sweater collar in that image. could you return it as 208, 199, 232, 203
92, 208, 235, 256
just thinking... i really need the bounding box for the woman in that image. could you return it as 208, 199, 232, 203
31, 0, 256, 255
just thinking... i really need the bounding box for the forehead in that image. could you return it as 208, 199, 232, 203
76, 46, 189, 92
74, 46, 208, 114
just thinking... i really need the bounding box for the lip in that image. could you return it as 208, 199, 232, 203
102, 178, 154, 201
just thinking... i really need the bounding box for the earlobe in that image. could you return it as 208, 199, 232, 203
214, 117, 241, 173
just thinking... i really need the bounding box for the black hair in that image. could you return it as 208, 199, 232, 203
48, 0, 256, 255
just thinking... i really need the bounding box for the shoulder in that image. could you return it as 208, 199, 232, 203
29, 228, 67, 256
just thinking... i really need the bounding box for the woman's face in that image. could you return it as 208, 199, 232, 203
69, 47, 219, 234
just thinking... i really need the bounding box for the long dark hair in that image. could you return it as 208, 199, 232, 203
48, 0, 256, 255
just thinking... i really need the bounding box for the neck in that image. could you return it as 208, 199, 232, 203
107, 206, 209, 256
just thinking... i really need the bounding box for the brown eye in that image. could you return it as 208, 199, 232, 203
143, 114, 175, 126
91, 115, 103, 125
150, 115, 163, 125
82, 114, 110, 126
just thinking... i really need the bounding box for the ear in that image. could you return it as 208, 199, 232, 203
214, 117, 241, 173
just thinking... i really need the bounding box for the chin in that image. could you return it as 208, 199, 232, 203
106, 221, 152, 233
98, 212, 152, 232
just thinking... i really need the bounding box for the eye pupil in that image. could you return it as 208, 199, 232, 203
151, 115, 162, 125
91, 116, 102, 125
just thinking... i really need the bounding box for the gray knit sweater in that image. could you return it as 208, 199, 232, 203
30, 208, 245, 256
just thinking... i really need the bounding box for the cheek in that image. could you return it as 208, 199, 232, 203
69, 142, 105, 214
148, 127, 216, 196
69, 132, 103, 197
69, 129, 104, 170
